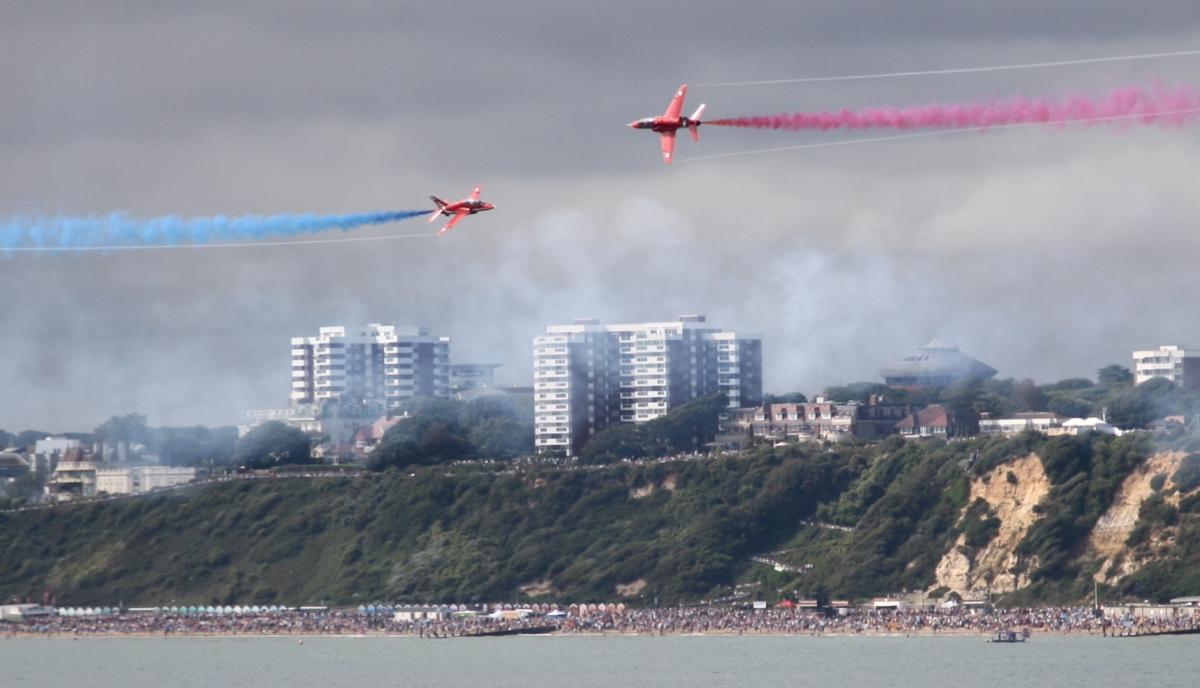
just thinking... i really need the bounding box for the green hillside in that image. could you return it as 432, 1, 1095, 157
3, 433, 1199, 607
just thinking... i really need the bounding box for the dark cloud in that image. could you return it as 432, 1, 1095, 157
2, 3, 1200, 429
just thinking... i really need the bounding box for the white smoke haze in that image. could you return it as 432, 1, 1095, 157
2, 3, 1200, 429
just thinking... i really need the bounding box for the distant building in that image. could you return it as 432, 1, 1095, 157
1133, 345, 1200, 390
290, 324, 450, 410
0, 451, 29, 479
95, 466, 196, 495
29, 437, 81, 474
449, 363, 501, 392
719, 398, 911, 446
47, 461, 100, 500
456, 384, 535, 403
33, 437, 80, 456
978, 412, 1064, 436
895, 404, 968, 438
49, 462, 197, 499
393, 606, 453, 622
533, 315, 762, 455
0, 604, 55, 623
1050, 417, 1122, 436
880, 340, 997, 388
241, 401, 386, 462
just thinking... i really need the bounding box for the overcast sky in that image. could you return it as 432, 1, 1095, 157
3, 2, 1200, 431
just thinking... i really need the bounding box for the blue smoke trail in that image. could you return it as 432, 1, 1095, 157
0, 209, 432, 250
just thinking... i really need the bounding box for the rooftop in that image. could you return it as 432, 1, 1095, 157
880, 339, 997, 384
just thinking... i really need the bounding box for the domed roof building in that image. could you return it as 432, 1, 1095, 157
880, 339, 997, 388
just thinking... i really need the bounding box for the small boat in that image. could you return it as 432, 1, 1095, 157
986, 630, 1026, 643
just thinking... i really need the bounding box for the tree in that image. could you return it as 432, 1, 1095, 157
1012, 378, 1047, 412
364, 395, 535, 472
368, 417, 473, 471
1044, 378, 1094, 393
821, 382, 890, 404
580, 393, 728, 462
233, 421, 312, 469
14, 430, 52, 451
150, 426, 238, 466
943, 379, 984, 435
1097, 364, 1133, 389
1046, 395, 1092, 419
763, 392, 808, 404
1106, 377, 1182, 429
94, 413, 149, 444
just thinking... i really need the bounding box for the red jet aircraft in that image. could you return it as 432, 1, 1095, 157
628, 84, 706, 164
428, 186, 495, 235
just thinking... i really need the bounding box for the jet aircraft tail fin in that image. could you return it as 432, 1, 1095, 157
428, 196, 447, 222
688, 104, 705, 142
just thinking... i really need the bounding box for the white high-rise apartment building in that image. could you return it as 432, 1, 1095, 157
533, 315, 762, 455
1133, 345, 1200, 390
290, 324, 450, 409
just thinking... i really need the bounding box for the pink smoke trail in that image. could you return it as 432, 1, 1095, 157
708, 85, 1200, 131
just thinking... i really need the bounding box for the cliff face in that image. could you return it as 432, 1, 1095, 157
931, 449, 1200, 600
933, 454, 1051, 597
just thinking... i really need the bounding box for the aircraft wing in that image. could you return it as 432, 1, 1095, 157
439, 210, 469, 235
659, 131, 677, 163
469, 186, 481, 201
663, 85, 687, 120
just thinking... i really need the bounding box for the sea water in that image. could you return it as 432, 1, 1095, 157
1, 634, 1197, 688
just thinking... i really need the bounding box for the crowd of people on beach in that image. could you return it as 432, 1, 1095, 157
5, 603, 1197, 638
561, 605, 1186, 635
2, 609, 547, 638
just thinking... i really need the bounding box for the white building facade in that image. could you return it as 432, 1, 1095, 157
290, 324, 450, 410
1133, 345, 1200, 390
978, 412, 1064, 435
533, 315, 762, 455
95, 466, 197, 495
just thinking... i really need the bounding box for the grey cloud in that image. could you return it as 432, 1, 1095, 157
3, 3, 1200, 429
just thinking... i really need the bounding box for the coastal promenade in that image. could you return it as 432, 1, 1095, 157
6, 604, 1196, 638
